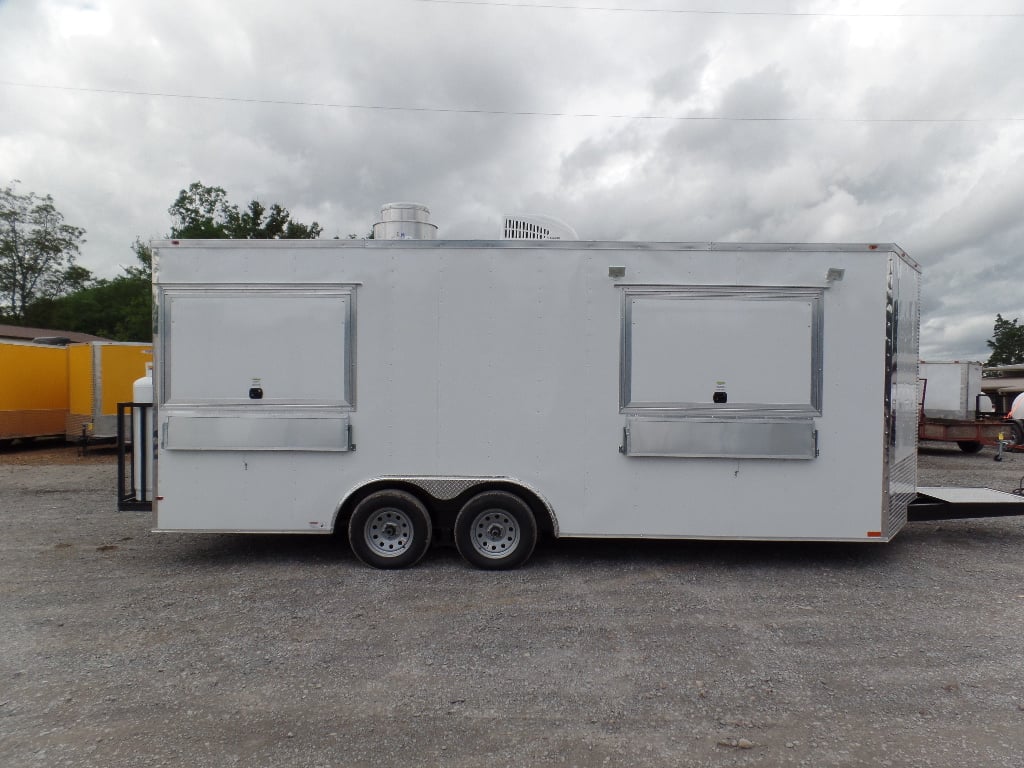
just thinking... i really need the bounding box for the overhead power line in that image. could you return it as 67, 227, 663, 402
2, 81, 1022, 123
412, 0, 1024, 18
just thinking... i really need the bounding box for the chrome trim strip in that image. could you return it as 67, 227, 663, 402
882, 254, 920, 536
154, 239, 910, 257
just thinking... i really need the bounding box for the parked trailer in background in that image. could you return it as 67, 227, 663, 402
981, 364, 1024, 445
66, 342, 152, 443
139, 236, 1024, 568
0, 340, 70, 445
917, 360, 1008, 453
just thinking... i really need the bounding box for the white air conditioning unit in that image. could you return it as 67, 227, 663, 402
502, 214, 578, 241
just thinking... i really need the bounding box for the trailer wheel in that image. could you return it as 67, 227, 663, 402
454, 490, 537, 570
957, 441, 984, 454
348, 490, 432, 569
1010, 422, 1024, 447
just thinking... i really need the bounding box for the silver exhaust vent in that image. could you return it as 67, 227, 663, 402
372, 202, 438, 240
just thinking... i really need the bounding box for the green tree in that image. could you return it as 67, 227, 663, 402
0, 182, 89, 321
25, 239, 152, 341
985, 313, 1024, 366
21, 181, 324, 340
169, 181, 322, 239
123, 238, 152, 282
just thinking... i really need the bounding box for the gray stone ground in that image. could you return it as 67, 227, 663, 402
1, 442, 1023, 767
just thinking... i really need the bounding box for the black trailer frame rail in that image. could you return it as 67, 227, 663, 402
116, 402, 152, 512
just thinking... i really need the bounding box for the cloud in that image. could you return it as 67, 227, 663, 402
1, 0, 1022, 360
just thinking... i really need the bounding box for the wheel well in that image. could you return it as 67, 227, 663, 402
334, 479, 557, 543
450, 481, 557, 540
333, 480, 437, 536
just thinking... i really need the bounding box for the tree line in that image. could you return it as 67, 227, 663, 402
3, 181, 1024, 361
0, 181, 324, 341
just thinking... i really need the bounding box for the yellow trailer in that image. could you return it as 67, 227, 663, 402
0, 340, 70, 444
66, 342, 152, 442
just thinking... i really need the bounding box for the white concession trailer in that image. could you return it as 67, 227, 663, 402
146, 238, 1022, 569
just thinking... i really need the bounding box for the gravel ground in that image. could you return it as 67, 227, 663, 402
1, 443, 1023, 767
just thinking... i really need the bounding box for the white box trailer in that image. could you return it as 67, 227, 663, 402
66, 341, 153, 442
919, 361, 985, 420
147, 239, 1023, 569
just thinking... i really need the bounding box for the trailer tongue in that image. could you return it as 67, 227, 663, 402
909, 486, 1024, 521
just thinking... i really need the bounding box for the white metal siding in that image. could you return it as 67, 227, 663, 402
153, 241, 911, 541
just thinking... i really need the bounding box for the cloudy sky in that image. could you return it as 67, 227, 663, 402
1, 0, 1022, 359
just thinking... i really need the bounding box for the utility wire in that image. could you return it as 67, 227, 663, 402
2, 81, 1022, 123
412, 0, 1024, 18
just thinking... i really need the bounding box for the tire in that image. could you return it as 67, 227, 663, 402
957, 441, 984, 454
1009, 422, 1024, 447
454, 490, 537, 570
348, 490, 432, 569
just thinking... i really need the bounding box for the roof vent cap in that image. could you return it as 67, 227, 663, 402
502, 213, 578, 241
372, 202, 438, 240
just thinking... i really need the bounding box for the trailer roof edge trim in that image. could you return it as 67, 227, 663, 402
152, 238, 914, 265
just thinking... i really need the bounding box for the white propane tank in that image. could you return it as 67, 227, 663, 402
132, 363, 154, 499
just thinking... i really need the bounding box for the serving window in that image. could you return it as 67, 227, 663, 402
160, 285, 356, 408
620, 286, 823, 416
